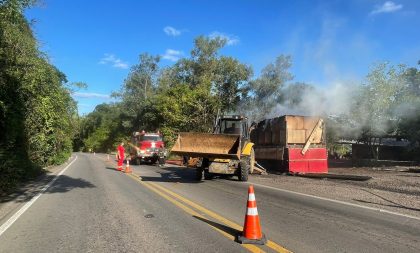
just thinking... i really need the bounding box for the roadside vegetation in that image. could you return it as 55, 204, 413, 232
0, 0, 79, 193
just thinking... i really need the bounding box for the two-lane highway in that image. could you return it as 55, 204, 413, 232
1, 153, 419, 253
0, 154, 250, 252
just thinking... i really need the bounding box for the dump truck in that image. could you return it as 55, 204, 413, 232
250, 115, 328, 174
171, 115, 255, 181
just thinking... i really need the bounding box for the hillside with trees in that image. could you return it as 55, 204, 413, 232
0, 0, 78, 192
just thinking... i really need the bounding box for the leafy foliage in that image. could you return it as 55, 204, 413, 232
81, 36, 253, 152
76, 35, 420, 162
0, 0, 77, 192
240, 55, 294, 122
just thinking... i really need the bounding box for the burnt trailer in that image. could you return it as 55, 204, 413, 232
250, 115, 328, 174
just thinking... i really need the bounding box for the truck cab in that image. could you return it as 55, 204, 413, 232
130, 131, 166, 165
215, 115, 250, 140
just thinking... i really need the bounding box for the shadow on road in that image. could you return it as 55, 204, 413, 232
105, 166, 118, 171
1, 175, 95, 203
193, 215, 242, 242
46, 175, 95, 194
140, 166, 203, 184
353, 189, 420, 212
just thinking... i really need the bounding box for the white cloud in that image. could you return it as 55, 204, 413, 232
164, 26, 181, 36
371, 1, 403, 15
162, 49, 183, 62
209, 31, 240, 46
73, 92, 111, 99
99, 54, 129, 69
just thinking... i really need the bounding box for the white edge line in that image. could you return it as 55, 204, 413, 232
250, 182, 420, 221
0, 155, 78, 237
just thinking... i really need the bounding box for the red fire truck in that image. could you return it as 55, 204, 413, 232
130, 131, 166, 165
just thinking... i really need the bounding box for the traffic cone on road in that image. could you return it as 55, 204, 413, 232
237, 185, 267, 245
125, 159, 132, 173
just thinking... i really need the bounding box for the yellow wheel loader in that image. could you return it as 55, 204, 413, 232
171, 115, 255, 181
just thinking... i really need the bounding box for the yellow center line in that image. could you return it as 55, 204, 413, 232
126, 173, 264, 253
145, 177, 292, 253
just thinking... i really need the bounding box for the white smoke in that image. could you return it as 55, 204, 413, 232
268, 81, 357, 117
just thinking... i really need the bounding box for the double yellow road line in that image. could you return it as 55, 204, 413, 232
125, 172, 292, 253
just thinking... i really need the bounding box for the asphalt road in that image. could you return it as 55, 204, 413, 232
1, 153, 419, 253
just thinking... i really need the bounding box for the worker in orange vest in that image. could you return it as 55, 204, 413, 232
117, 142, 125, 171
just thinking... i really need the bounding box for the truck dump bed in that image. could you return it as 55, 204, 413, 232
171, 132, 241, 159
251, 115, 328, 174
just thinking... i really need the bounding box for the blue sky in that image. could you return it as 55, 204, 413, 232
25, 0, 420, 115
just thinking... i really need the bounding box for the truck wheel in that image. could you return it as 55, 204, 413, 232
238, 159, 249, 181
151, 157, 158, 164
204, 170, 214, 180
158, 157, 165, 166
195, 168, 203, 181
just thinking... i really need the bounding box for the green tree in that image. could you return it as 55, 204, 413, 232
154, 84, 217, 146
351, 63, 407, 140
170, 36, 252, 113
116, 53, 160, 131
398, 63, 420, 153
75, 103, 126, 153
1, 0, 77, 192
241, 55, 293, 122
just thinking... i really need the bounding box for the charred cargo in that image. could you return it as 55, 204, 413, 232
250, 115, 328, 174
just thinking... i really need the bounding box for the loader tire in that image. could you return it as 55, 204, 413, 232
195, 168, 204, 181
238, 159, 249, 182
204, 170, 214, 180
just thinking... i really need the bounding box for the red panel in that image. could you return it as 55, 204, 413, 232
287, 148, 328, 174
288, 148, 327, 160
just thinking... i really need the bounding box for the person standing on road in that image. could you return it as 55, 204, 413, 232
117, 142, 125, 171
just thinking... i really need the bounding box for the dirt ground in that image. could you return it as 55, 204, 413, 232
252, 165, 420, 218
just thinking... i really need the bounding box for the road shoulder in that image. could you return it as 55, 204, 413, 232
248, 167, 420, 219
0, 155, 77, 226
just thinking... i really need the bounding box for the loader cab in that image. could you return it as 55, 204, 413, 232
217, 115, 249, 139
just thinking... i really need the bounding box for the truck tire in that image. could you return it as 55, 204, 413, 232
195, 168, 204, 181
204, 170, 214, 180
158, 157, 165, 166
238, 158, 249, 181
150, 157, 158, 164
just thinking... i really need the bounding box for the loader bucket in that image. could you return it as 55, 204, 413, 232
171, 132, 241, 159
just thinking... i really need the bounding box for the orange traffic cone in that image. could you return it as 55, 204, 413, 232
237, 185, 267, 245
125, 159, 132, 173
